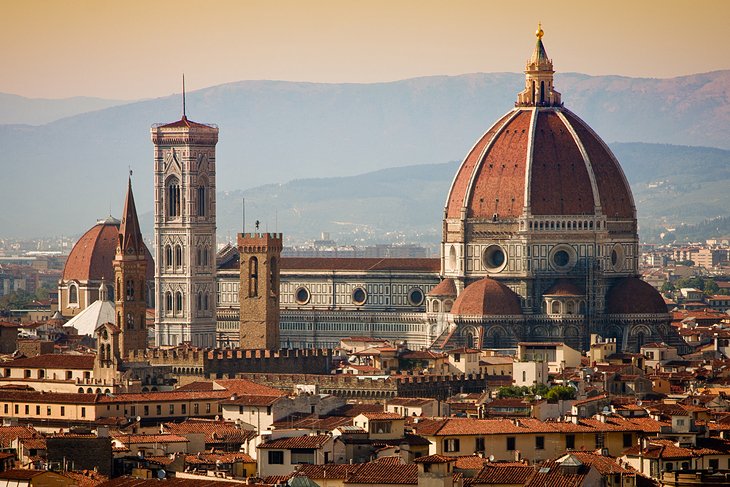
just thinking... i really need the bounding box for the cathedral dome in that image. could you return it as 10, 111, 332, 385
62, 218, 154, 282
606, 277, 668, 315
444, 30, 634, 222
451, 278, 523, 316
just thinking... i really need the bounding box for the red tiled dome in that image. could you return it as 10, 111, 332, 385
451, 278, 523, 316
62, 219, 154, 282
543, 279, 584, 296
606, 278, 668, 315
445, 108, 634, 221
427, 278, 457, 297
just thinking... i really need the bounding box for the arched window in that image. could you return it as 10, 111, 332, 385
105, 344, 111, 361
566, 302, 575, 315
165, 245, 173, 268
197, 247, 202, 266
197, 185, 206, 216
551, 301, 561, 314
167, 178, 180, 218
197, 291, 202, 311
270, 257, 278, 296
249, 257, 259, 297
69, 284, 78, 305
203, 247, 208, 266
116, 278, 122, 301
176, 291, 183, 313
175, 245, 183, 268
540, 80, 545, 104
126, 312, 134, 329
204, 293, 209, 310
166, 292, 173, 314
126, 279, 134, 301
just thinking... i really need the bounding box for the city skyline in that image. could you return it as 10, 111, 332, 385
1, 0, 727, 99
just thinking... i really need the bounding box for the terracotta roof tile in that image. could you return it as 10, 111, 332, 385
344, 463, 418, 485
258, 434, 331, 450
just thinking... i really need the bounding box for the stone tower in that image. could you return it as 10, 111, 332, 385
113, 177, 149, 355
151, 113, 218, 347
237, 233, 282, 350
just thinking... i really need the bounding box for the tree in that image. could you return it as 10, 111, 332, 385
545, 385, 576, 401
661, 281, 675, 293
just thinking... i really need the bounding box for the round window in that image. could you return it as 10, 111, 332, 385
294, 287, 310, 305
407, 288, 424, 306
553, 250, 570, 267
352, 287, 367, 306
483, 245, 507, 271
611, 244, 624, 271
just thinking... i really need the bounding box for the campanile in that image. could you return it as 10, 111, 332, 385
151, 113, 218, 347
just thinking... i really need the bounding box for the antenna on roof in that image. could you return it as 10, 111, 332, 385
182, 74, 187, 118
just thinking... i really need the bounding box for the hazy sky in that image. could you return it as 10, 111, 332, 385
1, 0, 727, 99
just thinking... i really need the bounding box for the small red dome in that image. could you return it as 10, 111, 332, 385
543, 279, 584, 296
451, 278, 523, 316
606, 278, 668, 315
444, 108, 634, 221
63, 219, 154, 282
427, 278, 457, 297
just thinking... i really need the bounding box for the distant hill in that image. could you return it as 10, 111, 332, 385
202, 142, 730, 246
2, 71, 730, 238
0, 92, 130, 125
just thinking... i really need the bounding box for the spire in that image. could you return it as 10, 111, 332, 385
118, 175, 144, 255
182, 74, 187, 120
516, 23, 562, 107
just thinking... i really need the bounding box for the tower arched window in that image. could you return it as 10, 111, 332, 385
126, 312, 134, 329
176, 291, 183, 313
165, 292, 173, 315
270, 257, 278, 296
204, 293, 209, 310
167, 178, 181, 218
116, 278, 122, 301
69, 284, 78, 305
165, 245, 173, 268
197, 185, 206, 217
203, 247, 208, 266
197, 291, 202, 311
197, 247, 202, 266
175, 245, 183, 268
249, 257, 259, 297
126, 279, 134, 301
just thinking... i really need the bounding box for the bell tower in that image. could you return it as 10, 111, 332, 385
151, 99, 219, 348
237, 233, 282, 350
113, 177, 148, 355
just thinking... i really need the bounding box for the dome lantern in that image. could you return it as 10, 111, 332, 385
516, 24, 562, 107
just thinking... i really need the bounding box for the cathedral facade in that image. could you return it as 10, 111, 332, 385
214, 27, 677, 353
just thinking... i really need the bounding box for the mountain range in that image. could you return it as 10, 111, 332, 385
2, 70, 730, 240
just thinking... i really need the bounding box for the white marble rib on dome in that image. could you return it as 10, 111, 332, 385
63, 299, 115, 336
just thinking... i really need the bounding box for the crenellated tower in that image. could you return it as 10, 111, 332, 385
151, 108, 219, 348
113, 177, 149, 355
237, 233, 282, 350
